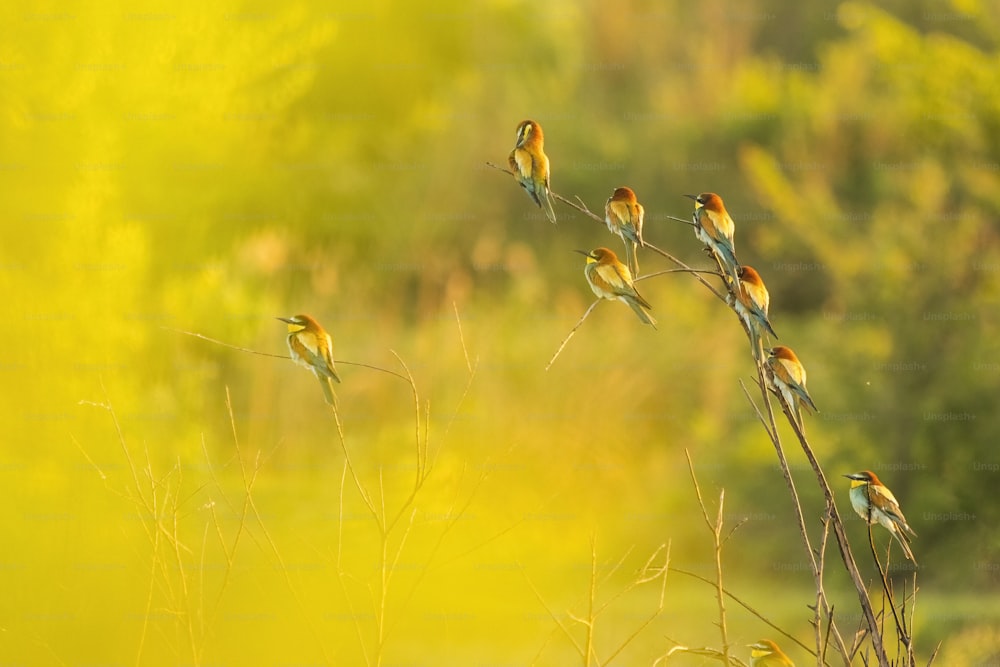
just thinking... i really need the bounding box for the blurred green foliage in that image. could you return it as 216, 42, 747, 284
1, 0, 999, 663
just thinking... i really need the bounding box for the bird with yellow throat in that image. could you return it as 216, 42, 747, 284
604, 186, 645, 276
278, 314, 341, 405
508, 119, 557, 223
685, 192, 740, 288
765, 345, 818, 429
732, 265, 778, 360
576, 247, 656, 328
844, 470, 917, 564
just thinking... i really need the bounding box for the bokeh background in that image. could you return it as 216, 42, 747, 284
2, 0, 999, 664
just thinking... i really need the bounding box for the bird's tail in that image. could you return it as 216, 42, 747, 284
755, 307, 778, 340
623, 240, 640, 277
892, 526, 917, 564
796, 387, 819, 414
626, 298, 657, 330
539, 188, 557, 224
779, 387, 806, 434
711, 243, 740, 288
319, 375, 336, 406
748, 322, 765, 363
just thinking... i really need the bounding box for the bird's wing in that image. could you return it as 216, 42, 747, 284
744, 286, 777, 338
603, 261, 652, 309
618, 203, 641, 244
298, 335, 338, 380
633, 203, 645, 246
511, 147, 534, 182
537, 151, 550, 187
594, 260, 628, 291
870, 485, 914, 533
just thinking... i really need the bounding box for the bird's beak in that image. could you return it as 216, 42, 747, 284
683, 193, 698, 201
573, 249, 592, 258
277, 317, 293, 324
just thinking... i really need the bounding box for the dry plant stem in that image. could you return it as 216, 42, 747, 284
601, 543, 671, 665
669, 567, 817, 660
685, 451, 732, 667
224, 387, 333, 663
78, 386, 335, 664
453, 300, 473, 373
329, 312, 478, 664
336, 459, 372, 664
327, 362, 419, 666
523, 571, 587, 661
546, 299, 600, 370
636, 268, 723, 282
780, 400, 889, 667
741, 373, 852, 666
925, 641, 942, 666
816, 512, 834, 666
865, 523, 913, 658
523, 542, 670, 666
79, 389, 186, 663
167, 326, 412, 383
586, 538, 598, 667
200, 435, 258, 633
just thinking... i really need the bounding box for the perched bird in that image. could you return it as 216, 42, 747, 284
732, 265, 778, 359
748, 639, 795, 666
765, 345, 818, 428
576, 247, 656, 328
844, 470, 917, 564
604, 186, 645, 276
685, 192, 740, 287
508, 119, 556, 223
278, 314, 341, 405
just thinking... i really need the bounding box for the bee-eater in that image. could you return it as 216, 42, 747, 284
685, 192, 739, 287
508, 119, 556, 223
749, 639, 795, 666
278, 314, 341, 405
576, 247, 656, 328
605, 186, 645, 275
844, 470, 917, 563
733, 265, 778, 359
766, 345, 818, 428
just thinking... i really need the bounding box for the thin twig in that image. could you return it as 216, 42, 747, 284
685, 450, 732, 667
164, 325, 411, 382
635, 268, 723, 282
741, 371, 852, 665
546, 300, 600, 371
669, 567, 818, 660
453, 300, 473, 374
866, 521, 911, 654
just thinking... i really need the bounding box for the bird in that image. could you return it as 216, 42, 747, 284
508, 119, 556, 223
576, 247, 656, 328
604, 186, 645, 275
748, 639, 795, 666
685, 192, 740, 287
844, 470, 917, 563
765, 345, 818, 428
277, 314, 341, 405
732, 265, 778, 360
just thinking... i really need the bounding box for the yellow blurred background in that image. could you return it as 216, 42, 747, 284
2, 0, 1000, 664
